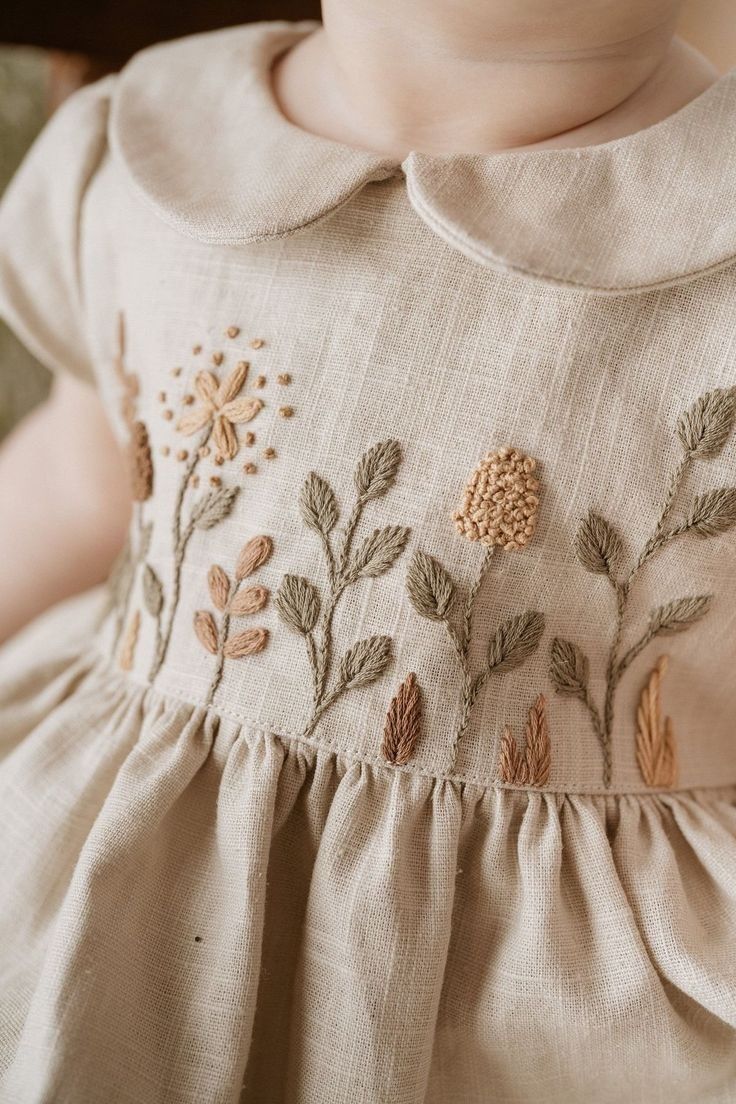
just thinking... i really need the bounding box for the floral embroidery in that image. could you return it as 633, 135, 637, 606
407, 447, 544, 772
276, 441, 409, 738
550, 387, 736, 788
498, 694, 551, 787
381, 673, 423, 766
177, 361, 262, 461
194, 535, 273, 706
635, 656, 678, 789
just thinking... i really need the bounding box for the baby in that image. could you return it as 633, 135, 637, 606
1, 3, 735, 1102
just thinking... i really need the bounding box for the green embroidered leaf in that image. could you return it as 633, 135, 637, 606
406, 550, 455, 622
648, 595, 712, 636
348, 526, 410, 581
191, 487, 239, 530
487, 611, 545, 675
338, 635, 392, 690
574, 510, 625, 578
677, 387, 736, 459
140, 521, 154, 559
275, 575, 321, 635
354, 440, 402, 501
142, 564, 164, 617
685, 487, 736, 538
549, 637, 590, 698
299, 473, 339, 535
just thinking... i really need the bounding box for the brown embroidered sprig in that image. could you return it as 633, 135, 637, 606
382, 673, 422, 766
550, 387, 736, 788
194, 534, 273, 705
275, 441, 409, 737
498, 694, 551, 787
407, 447, 544, 771
635, 656, 678, 789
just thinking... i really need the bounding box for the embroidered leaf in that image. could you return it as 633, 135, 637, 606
194, 610, 218, 654
338, 635, 392, 690
677, 387, 736, 459
354, 440, 402, 501
523, 694, 551, 786
648, 594, 712, 637
549, 637, 590, 698
235, 535, 273, 580
299, 473, 339, 535
230, 586, 269, 616
275, 574, 321, 634
487, 611, 545, 675
119, 610, 141, 672
223, 627, 269, 658
636, 656, 678, 789
191, 487, 239, 531
406, 550, 455, 622
685, 487, 736, 538
108, 540, 133, 605
207, 565, 231, 612
140, 521, 154, 559
382, 672, 422, 766
143, 564, 164, 617
574, 510, 625, 577
348, 526, 410, 580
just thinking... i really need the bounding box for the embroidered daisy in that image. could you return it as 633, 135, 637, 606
177, 361, 263, 460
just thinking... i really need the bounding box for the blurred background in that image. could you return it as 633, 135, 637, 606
0, 0, 734, 439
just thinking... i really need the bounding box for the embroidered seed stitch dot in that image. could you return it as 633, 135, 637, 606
182, 394, 194, 405
212, 352, 224, 366
160, 446, 170, 457
214, 455, 224, 466
279, 406, 294, 419
157, 391, 166, 402
244, 462, 258, 475
192, 345, 202, 355
170, 366, 182, 377
453, 446, 540, 550
264, 447, 276, 459
198, 446, 210, 458
226, 326, 240, 339
277, 373, 291, 385
189, 475, 200, 488
210, 476, 222, 487
255, 376, 266, 389
246, 432, 256, 446
250, 338, 264, 349
162, 410, 174, 421
177, 450, 188, 462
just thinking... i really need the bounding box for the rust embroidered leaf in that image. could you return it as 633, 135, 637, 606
191, 487, 239, 531
685, 487, 736, 538
230, 586, 269, 616
549, 637, 590, 698
382, 673, 422, 766
486, 611, 544, 675
338, 635, 392, 690
194, 610, 218, 654
207, 565, 231, 612
235, 535, 273, 580
299, 473, 339, 535
648, 594, 712, 636
636, 656, 678, 789
574, 510, 625, 578
223, 627, 269, 658
143, 564, 164, 617
406, 550, 455, 622
275, 575, 321, 634
677, 387, 736, 459
348, 526, 411, 581
354, 440, 402, 501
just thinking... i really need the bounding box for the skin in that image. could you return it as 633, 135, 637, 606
0, 1, 720, 641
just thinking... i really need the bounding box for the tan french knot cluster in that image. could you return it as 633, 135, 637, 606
453, 447, 540, 550
382, 673, 422, 766
498, 694, 551, 787
194, 534, 274, 706
636, 656, 677, 789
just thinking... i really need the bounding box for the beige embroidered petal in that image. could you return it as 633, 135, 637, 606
177, 405, 213, 436
195, 370, 219, 404
223, 627, 269, 658
216, 361, 249, 406
213, 416, 238, 460
194, 610, 219, 654
220, 397, 264, 424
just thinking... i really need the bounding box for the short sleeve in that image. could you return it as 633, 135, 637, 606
0, 76, 115, 385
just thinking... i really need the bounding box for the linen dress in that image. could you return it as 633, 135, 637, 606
2, 18, 736, 1104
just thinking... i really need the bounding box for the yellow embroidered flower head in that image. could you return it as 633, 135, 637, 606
453, 446, 540, 551
177, 361, 263, 460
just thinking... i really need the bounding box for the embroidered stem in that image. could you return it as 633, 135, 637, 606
631, 452, 692, 576
113, 506, 147, 656
149, 427, 211, 680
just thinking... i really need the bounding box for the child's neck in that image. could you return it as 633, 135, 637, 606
272, 2, 719, 157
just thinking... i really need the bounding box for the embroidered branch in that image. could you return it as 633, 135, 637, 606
382, 672, 422, 766
498, 694, 551, 787
407, 447, 544, 771
635, 656, 678, 789
194, 534, 273, 706
550, 387, 736, 788
275, 441, 409, 737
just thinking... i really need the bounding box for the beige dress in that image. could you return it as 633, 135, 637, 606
2, 19, 736, 1104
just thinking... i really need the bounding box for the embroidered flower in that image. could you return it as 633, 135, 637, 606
453, 446, 540, 551
177, 361, 263, 460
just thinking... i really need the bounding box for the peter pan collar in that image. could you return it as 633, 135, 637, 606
110, 19, 736, 295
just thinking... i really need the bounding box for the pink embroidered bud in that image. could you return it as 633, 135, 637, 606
452, 446, 540, 551
235, 535, 273, 580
